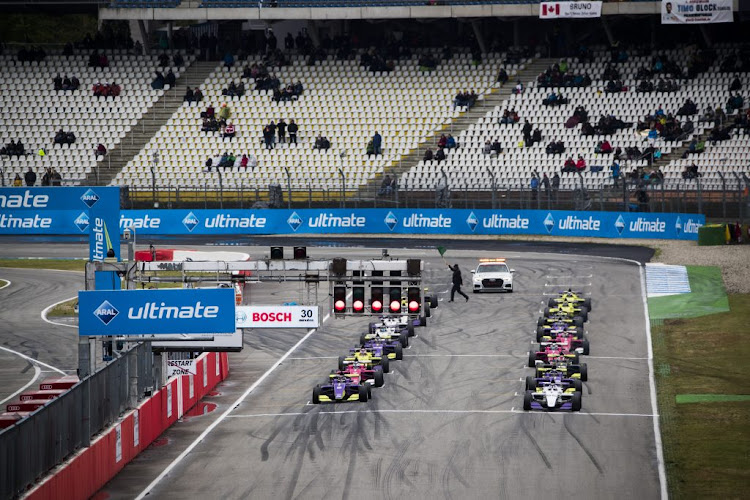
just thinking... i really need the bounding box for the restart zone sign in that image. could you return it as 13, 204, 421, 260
78, 288, 236, 336
235, 305, 320, 329
117, 209, 704, 240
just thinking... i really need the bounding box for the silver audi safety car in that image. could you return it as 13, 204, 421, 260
471, 259, 514, 293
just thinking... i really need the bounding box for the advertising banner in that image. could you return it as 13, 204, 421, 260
235, 305, 320, 329
78, 288, 236, 336
540, 1, 602, 18
661, 0, 733, 23
117, 209, 704, 241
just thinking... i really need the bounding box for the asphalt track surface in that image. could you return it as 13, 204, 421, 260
0, 239, 661, 499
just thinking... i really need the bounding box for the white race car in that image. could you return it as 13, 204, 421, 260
471, 259, 514, 293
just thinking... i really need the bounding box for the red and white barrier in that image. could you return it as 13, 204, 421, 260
24, 352, 230, 500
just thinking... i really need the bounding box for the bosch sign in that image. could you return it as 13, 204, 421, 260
78, 288, 235, 336
235, 305, 320, 329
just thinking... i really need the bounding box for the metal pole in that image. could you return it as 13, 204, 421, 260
697, 177, 703, 215
338, 167, 346, 209
732, 172, 743, 222
718, 171, 726, 219
285, 166, 293, 209
487, 167, 496, 209
217, 168, 223, 209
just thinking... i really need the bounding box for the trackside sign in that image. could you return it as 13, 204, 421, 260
78, 288, 236, 336
235, 305, 320, 329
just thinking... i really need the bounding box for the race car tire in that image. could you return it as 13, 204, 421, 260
528, 351, 538, 368
374, 370, 384, 387
575, 326, 584, 337
394, 344, 403, 360
398, 332, 409, 348
425, 306, 431, 318
381, 357, 390, 373
579, 307, 589, 321
358, 385, 369, 403
359, 333, 368, 346
419, 315, 427, 327
571, 352, 580, 364
523, 390, 533, 411
312, 385, 321, 405
536, 327, 546, 342
579, 363, 588, 381
572, 392, 582, 411
548, 298, 558, 308
583, 298, 592, 311
338, 356, 346, 371
525, 376, 537, 391
407, 324, 415, 337
573, 316, 584, 327
367, 385, 372, 398
369, 322, 377, 334
537, 317, 546, 327
543, 307, 553, 318
473, 290, 479, 293
573, 379, 583, 392
429, 295, 438, 308
581, 339, 590, 355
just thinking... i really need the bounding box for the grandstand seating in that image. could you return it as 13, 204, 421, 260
0, 50, 193, 186
402, 44, 750, 192
201, 1, 540, 7
114, 50, 511, 191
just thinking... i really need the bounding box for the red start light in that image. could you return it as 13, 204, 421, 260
390, 300, 401, 312
353, 300, 364, 311
334, 300, 346, 311
372, 300, 383, 312
408, 300, 419, 312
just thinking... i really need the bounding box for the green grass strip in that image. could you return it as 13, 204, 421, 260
676, 394, 750, 404
648, 265, 729, 320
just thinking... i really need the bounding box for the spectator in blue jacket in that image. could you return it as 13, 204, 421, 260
372, 131, 382, 156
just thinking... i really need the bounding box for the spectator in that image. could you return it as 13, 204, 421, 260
223, 122, 236, 140
158, 52, 170, 67
610, 160, 621, 187
263, 124, 274, 149
677, 98, 697, 116
205, 157, 213, 172
166, 69, 176, 87
94, 143, 107, 157
183, 86, 194, 102
491, 139, 503, 155
277, 118, 287, 144
151, 72, 165, 90
446, 134, 456, 149
541, 173, 551, 198
513, 80, 523, 94
595, 140, 612, 154
424, 148, 434, 161
551, 172, 560, 199
173, 53, 184, 67
201, 105, 215, 119
372, 131, 382, 156
437, 134, 447, 149
218, 104, 232, 126
497, 67, 509, 85
682, 163, 701, 179
435, 147, 446, 163
530, 173, 539, 201
314, 134, 330, 150
727, 93, 744, 114
545, 140, 565, 155
288, 119, 298, 144
636, 80, 654, 93
54, 129, 76, 145
41, 167, 51, 186
531, 128, 542, 146
12, 173, 22, 187
562, 156, 576, 173
575, 155, 587, 172
223, 52, 235, 69
522, 120, 533, 144
193, 87, 203, 102
729, 74, 742, 91
24, 167, 36, 186
240, 154, 249, 170
53, 74, 63, 91
482, 141, 492, 155
378, 174, 395, 195
51, 168, 62, 186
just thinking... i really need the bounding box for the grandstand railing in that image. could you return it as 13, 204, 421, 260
0, 343, 156, 500
122, 175, 750, 219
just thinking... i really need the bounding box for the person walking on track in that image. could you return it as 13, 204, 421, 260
448, 263, 469, 302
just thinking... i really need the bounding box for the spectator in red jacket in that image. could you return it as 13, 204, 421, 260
575, 155, 587, 171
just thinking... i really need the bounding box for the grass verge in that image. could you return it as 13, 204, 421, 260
648, 265, 729, 320
0, 258, 86, 272
652, 294, 750, 499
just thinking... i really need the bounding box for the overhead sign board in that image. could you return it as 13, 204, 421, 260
235, 305, 320, 329
78, 288, 236, 336
151, 329, 243, 352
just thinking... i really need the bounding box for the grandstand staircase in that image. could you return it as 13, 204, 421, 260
85, 61, 218, 186
358, 58, 556, 199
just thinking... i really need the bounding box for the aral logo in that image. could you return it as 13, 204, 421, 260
615, 215, 626, 235
384, 211, 398, 231
80, 189, 100, 208
543, 213, 555, 233
74, 212, 90, 232
287, 211, 303, 232
94, 300, 119, 326
675, 216, 682, 235
182, 212, 199, 232
466, 212, 478, 232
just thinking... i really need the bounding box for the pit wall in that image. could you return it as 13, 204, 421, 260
24, 352, 229, 500
117, 209, 704, 240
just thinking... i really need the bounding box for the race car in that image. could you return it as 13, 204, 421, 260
548, 289, 592, 311
471, 258, 514, 293
525, 371, 583, 393
312, 375, 370, 404
357, 339, 404, 360
523, 384, 582, 411
330, 363, 385, 388
538, 313, 584, 328
528, 343, 580, 367
537, 334, 590, 355
536, 362, 588, 381
361, 326, 410, 347
339, 347, 390, 373
543, 302, 588, 322
369, 316, 418, 335
536, 322, 584, 342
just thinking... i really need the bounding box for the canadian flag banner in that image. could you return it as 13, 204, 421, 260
539, 1, 602, 18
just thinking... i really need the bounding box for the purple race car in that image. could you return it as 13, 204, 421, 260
523, 383, 582, 411
312, 374, 370, 404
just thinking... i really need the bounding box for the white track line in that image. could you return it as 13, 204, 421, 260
0, 364, 41, 406
0, 279, 11, 290
41, 296, 78, 329
287, 354, 522, 361
638, 263, 669, 499
134, 311, 333, 499
225, 409, 656, 419
0, 346, 66, 375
